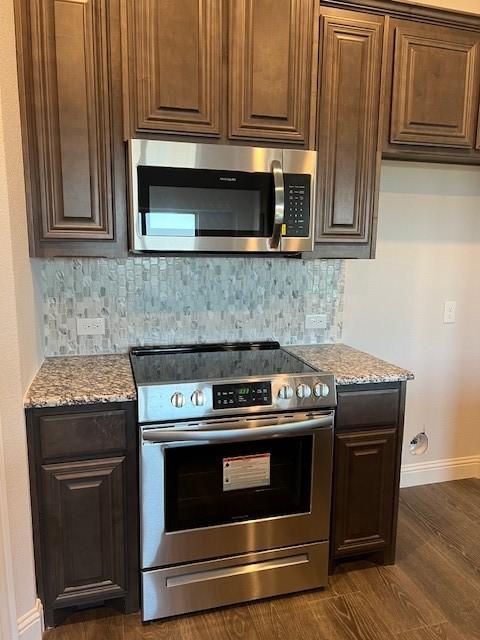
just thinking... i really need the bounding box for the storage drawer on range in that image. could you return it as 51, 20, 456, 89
141, 541, 328, 621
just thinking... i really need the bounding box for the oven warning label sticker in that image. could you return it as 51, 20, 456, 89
223, 453, 271, 492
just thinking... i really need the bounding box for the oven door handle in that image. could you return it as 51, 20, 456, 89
268, 159, 285, 250
142, 414, 333, 444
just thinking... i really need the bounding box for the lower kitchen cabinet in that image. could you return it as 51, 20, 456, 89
25, 402, 139, 628
330, 382, 406, 568
332, 428, 396, 556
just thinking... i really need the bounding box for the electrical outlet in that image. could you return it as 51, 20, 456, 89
443, 301, 456, 324
305, 314, 327, 330
77, 317, 105, 336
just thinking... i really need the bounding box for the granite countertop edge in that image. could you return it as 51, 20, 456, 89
24, 353, 137, 410
330, 372, 413, 386
24, 392, 137, 410
24, 344, 414, 410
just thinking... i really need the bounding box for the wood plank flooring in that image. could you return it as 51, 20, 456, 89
43, 479, 480, 640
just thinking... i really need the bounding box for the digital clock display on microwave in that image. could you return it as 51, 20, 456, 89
213, 382, 272, 409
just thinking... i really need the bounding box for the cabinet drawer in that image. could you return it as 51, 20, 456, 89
39, 410, 127, 460
336, 388, 400, 430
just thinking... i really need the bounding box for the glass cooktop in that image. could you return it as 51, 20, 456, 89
130, 341, 317, 385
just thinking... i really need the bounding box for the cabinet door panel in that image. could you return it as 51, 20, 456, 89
315, 10, 383, 244
390, 21, 480, 148
29, 0, 116, 240
332, 429, 396, 557
129, 0, 222, 135
41, 457, 127, 606
228, 0, 314, 143
16, 0, 127, 256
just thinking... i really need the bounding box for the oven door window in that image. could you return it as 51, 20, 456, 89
137, 166, 274, 238
164, 436, 312, 532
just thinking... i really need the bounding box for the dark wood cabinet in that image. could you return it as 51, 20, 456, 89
123, 0, 316, 145
382, 16, 480, 163
330, 382, 406, 568
26, 403, 139, 628
389, 21, 480, 149
14, 0, 128, 257
228, 0, 314, 144
332, 428, 396, 556
313, 8, 384, 259
124, 0, 223, 137
40, 457, 127, 608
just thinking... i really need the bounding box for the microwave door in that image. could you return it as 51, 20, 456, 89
134, 165, 278, 252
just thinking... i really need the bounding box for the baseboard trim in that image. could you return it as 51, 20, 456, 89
401, 455, 480, 488
17, 599, 43, 640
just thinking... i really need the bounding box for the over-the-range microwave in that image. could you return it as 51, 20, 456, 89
128, 139, 317, 254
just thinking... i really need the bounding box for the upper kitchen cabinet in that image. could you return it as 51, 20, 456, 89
123, 0, 316, 146
14, 0, 128, 257
228, 0, 314, 145
313, 7, 384, 259
383, 19, 480, 163
123, 0, 223, 137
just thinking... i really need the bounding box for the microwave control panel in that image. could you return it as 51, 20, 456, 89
283, 174, 311, 238
213, 382, 272, 409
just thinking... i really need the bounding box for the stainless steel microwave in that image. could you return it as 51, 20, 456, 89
128, 140, 317, 254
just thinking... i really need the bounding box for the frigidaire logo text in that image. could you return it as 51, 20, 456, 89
219, 177, 237, 182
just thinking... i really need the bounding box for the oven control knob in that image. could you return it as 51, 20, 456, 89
296, 383, 312, 399
171, 392, 185, 408
191, 390, 205, 407
278, 384, 294, 400
314, 382, 330, 398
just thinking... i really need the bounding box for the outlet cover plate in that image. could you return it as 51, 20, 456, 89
77, 317, 105, 336
443, 301, 456, 324
305, 314, 327, 330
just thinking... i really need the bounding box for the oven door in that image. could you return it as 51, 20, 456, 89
140, 411, 333, 569
129, 139, 316, 254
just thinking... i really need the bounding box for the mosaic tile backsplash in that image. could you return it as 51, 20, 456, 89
39, 257, 345, 356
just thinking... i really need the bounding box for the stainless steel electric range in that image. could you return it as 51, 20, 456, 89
130, 341, 336, 622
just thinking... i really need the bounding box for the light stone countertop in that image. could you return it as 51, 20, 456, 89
287, 344, 414, 386
24, 354, 136, 409
24, 344, 413, 409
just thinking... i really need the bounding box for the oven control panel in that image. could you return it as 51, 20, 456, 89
213, 382, 272, 410
136, 375, 336, 424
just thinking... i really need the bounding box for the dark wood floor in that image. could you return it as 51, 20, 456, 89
44, 479, 480, 640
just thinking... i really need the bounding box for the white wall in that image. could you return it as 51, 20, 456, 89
345, 0, 480, 483
344, 162, 480, 474
0, 0, 44, 638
